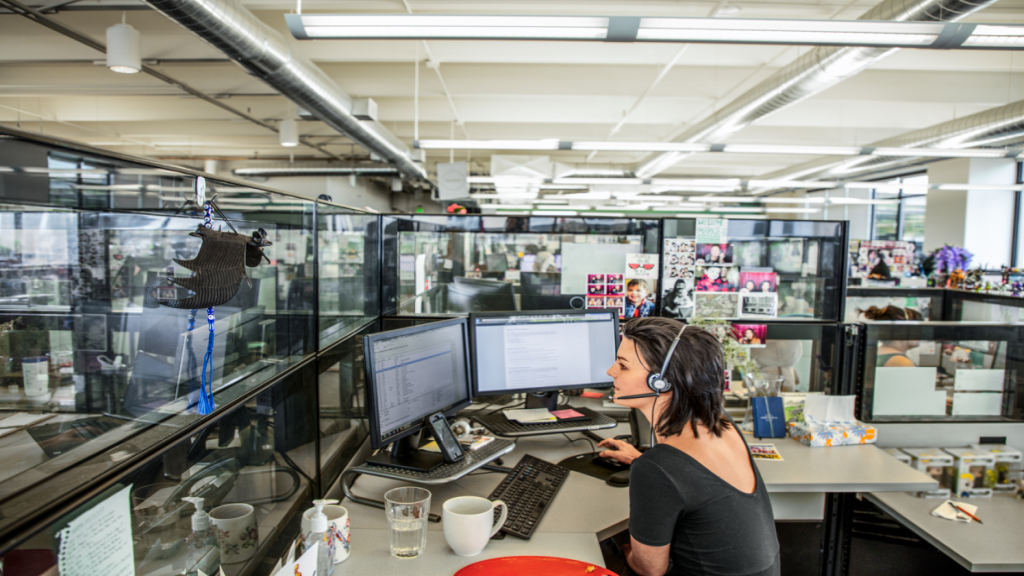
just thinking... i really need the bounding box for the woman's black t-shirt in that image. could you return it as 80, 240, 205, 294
628, 430, 780, 576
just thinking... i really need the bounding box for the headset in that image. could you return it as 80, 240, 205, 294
613, 323, 686, 401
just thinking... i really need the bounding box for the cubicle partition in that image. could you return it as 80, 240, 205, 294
845, 287, 946, 322
5, 127, 968, 576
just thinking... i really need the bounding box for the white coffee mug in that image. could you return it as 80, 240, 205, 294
210, 503, 258, 564
442, 496, 507, 557
300, 504, 351, 563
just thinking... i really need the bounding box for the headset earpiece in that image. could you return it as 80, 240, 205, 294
646, 323, 687, 394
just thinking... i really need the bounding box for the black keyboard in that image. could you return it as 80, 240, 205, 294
487, 454, 569, 539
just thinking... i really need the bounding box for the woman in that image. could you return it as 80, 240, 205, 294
740, 327, 761, 345
599, 318, 779, 576
860, 306, 923, 367
663, 280, 693, 319
739, 280, 756, 294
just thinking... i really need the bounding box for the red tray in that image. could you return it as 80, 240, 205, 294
454, 556, 619, 576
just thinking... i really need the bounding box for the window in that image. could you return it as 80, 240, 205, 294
869, 174, 928, 256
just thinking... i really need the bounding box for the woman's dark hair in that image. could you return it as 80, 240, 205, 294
621, 317, 730, 438
859, 305, 923, 321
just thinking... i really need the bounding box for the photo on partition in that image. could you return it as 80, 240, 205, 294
607, 284, 624, 296
695, 243, 734, 266
694, 292, 739, 319
668, 253, 681, 266
607, 296, 625, 309
679, 239, 695, 253
664, 239, 681, 254
662, 278, 694, 319
606, 273, 624, 284
587, 273, 605, 284
588, 284, 606, 295
623, 278, 657, 319
586, 295, 606, 308
738, 271, 778, 294
695, 265, 735, 292
731, 324, 767, 347
739, 293, 778, 319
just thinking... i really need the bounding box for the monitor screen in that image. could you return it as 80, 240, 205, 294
364, 319, 472, 449
470, 310, 618, 396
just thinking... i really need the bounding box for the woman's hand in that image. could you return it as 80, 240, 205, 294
597, 438, 643, 465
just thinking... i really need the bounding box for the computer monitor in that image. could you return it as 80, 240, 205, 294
486, 252, 509, 272
362, 318, 473, 471
469, 309, 618, 410
448, 277, 518, 313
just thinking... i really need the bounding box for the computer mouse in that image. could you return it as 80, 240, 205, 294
606, 469, 630, 488
592, 454, 628, 471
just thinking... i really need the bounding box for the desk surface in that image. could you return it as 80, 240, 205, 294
338, 418, 936, 576
866, 491, 1024, 573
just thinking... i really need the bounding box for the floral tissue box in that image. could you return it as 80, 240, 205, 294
786, 395, 877, 447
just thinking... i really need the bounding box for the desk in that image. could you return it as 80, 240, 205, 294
337, 420, 937, 576
865, 492, 1024, 573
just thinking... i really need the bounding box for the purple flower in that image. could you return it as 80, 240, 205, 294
932, 245, 973, 273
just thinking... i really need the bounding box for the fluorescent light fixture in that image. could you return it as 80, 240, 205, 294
417, 139, 560, 150
490, 204, 534, 210
579, 212, 626, 217
539, 183, 588, 190
723, 144, 861, 155
288, 14, 610, 40
651, 178, 742, 187
636, 151, 692, 179
765, 207, 821, 213
828, 198, 900, 205
287, 14, 1024, 51
653, 206, 708, 212
529, 210, 579, 216
708, 207, 764, 213
572, 141, 711, 153
106, 23, 141, 74
932, 183, 1024, 191
749, 179, 838, 188
557, 167, 625, 177
872, 147, 1008, 158
552, 177, 643, 185
471, 192, 538, 199
552, 191, 612, 200
532, 199, 570, 204
758, 197, 827, 204
279, 119, 299, 147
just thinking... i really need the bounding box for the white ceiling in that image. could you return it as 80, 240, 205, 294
0, 0, 1022, 183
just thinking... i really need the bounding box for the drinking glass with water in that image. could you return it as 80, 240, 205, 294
384, 487, 431, 558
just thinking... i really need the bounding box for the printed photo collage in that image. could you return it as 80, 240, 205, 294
662, 238, 696, 319
585, 273, 625, 312
850, 239, 917, 278
666, 240, 781, 321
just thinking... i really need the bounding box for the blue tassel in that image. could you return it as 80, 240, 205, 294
198, 306, 216, 415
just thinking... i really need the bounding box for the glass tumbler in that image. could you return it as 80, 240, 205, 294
384, 487, 431, 558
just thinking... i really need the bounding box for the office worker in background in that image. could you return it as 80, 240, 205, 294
860, 305, 923, 367
598, 318, 779, 576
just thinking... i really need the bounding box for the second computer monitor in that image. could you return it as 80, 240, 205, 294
363, 318, 473, 451
449, 277, 517, 313
469, 310, 618, 397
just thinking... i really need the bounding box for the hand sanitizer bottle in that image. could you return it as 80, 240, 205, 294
183, 497, 218, 576
304, 499, 337, 575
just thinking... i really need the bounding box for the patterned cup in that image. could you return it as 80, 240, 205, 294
210, 503, 258, 564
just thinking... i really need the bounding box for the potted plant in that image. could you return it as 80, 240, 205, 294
929, 245, 973, 289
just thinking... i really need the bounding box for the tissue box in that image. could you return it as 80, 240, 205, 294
902, 448, 954, 499
786, 395, 877, 447
970, 444, 1023, 490
883, 448, 912, 466
943, 449, 996, 498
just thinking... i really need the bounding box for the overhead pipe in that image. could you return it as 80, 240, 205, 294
233, 166, 401, 178
636, 0, 1000, 178
142, 0, 427, 180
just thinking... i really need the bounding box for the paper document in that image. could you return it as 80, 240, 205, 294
504, 408, 556, 423
0, 412, 56, 428
953, 369, 1004, 391
931, 500, 978, 523
872, 367, 945, 416
57, 485, 135, 576
952, 392, 1003, 416
749, 444, 784, 461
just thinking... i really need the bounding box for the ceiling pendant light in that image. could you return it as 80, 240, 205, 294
280, 102, 299, 147
106, 13, 141, 74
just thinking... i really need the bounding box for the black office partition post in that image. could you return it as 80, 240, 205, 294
820, 493, 856, 576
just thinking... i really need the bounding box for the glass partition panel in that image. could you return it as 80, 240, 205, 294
845, 287, 945, 322
946, 290, 1024, 324
0, 135, 317, 524
0, 367, 317, 576
859, 322, 1024, 422
381, 215, 660, 316
317, 206, 379, 348
317, 324, 373, 491
661, 219, 847, 322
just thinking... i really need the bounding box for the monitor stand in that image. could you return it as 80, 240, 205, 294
365, 430, 445, 472
524, 391, 559, 411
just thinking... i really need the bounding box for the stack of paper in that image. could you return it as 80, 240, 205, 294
504, 408, 556, 424
930, 500, 978, 523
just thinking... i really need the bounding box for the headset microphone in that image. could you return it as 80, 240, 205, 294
612, 392, 660, 400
